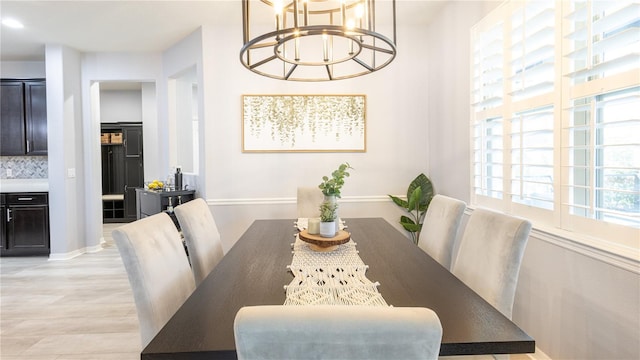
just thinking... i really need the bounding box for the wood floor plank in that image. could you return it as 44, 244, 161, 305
0, 223, 140, 359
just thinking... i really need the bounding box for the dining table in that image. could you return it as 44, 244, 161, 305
142, 218, 535, 359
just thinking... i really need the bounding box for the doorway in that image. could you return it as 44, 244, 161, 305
96, 81, 155, 224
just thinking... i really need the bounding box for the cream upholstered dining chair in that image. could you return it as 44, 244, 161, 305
174, 198, 224, 285
234, 305, 443, 360
297, 186, 324, 218
418, 194, 466, 270
112, 212, 196, 347
451, 208, 531, 319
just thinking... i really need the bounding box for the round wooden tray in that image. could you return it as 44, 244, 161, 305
298, 230, 351, 252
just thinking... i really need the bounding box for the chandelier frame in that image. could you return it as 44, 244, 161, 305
240, 0, 397, 81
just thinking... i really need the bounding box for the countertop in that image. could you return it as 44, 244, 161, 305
0, 179, 49, 193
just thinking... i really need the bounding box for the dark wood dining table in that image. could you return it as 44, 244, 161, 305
142, 218, 534, 359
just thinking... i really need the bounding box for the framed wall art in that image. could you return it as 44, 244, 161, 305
242, 94, 366, 152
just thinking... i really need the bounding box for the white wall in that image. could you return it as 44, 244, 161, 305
0, 61, 45, 78
80, 52, 162, 251
99, 90, 142, 123
162, 28, 204, 193
195, 18, 432, 250
45, 45, 91, 258
141, 83, 157, 181
425, 1, 640, 359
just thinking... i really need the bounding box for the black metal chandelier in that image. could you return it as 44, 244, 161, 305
240, 0, 397, 81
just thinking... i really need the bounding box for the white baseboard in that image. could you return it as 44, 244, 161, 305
48, 243, 103, 261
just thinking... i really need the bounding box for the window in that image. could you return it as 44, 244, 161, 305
511, 106, 555, 210
567, 87, 640, 228
471, 0, 639, 250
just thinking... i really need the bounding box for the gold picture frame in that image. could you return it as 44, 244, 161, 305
242, 94, 366, 152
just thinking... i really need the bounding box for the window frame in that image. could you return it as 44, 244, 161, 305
470, 0, 640, 256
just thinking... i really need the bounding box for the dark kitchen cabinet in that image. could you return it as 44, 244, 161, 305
122, 125, 144, 219
0, 195, 6, 252
24, 81, 48, 155
0, 79, 47, 156
101, 123, 143, 222
1, 192, 50, 256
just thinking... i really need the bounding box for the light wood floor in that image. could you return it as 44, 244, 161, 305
0, 223, 140, 360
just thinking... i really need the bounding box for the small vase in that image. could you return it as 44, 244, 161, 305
323, 195, 340, 232
319, 221, 336, 238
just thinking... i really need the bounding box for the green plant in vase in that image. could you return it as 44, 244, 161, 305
319, 200, 338, 237
319, 200, 338, 222
318, 162, 354, 198
388, 173, 435, 245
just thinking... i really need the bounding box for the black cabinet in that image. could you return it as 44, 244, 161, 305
1, 192, 50, 256
101, 123, 143, 222
0, 195, 6, 252
25, 81, 48, 155
1, 81, 26, 155
0, 79, 47, 156
122, 126, 144, 219
136, 188, 195, 228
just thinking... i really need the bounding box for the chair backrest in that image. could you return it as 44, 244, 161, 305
234, 305, 443, 360
174, 198, 224, 285
418, 194, 466, 270
297, 186, 324, 218
451, 208, 531, 319
112, 212, 196, 347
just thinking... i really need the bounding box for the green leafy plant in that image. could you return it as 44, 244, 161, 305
319, 200, 338, 222
388, 173, 435, 245
318, 162, 354, 198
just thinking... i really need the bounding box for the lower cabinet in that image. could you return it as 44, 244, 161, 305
1, 192, 50, 256
136, 189, 195, 229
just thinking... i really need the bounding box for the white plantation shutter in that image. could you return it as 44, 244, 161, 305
471, 0, 639, 249
510, 0, 556, 101
473, 117, 504, 199
565, 87, 640, 228
564, 1, 640, 86
511, 106, 555, 210
472, 21, 504, 112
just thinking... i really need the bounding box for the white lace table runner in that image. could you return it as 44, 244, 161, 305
284, 220, 388, 306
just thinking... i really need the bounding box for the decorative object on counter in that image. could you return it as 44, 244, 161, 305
388, 173, 435, 245
166, 196, 174, 214
307, 217, 320, 235
242, 95, 366, 152
319, 200, 338, 237
174, 166, 183, 191
147, 180, 164, 190
318, 162, 353, 198
319, 162, 353, 232
240, 0, 397, 81
286, 231, 387, 306
298, 229, 351, 252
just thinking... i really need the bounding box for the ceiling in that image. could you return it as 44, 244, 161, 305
0, 0, 446, 61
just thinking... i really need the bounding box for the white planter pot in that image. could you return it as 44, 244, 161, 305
319, 221, 336, 238
323, 195, 340, 232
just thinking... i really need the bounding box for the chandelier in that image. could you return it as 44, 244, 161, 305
240, 0, 397, 81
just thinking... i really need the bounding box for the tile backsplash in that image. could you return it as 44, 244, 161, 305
0, 156, 48, 179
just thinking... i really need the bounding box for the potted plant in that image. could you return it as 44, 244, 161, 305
388, 173, 435, 245
318, 162, 354, 232
319, 200, 338, 237
318, 162, 354, 199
